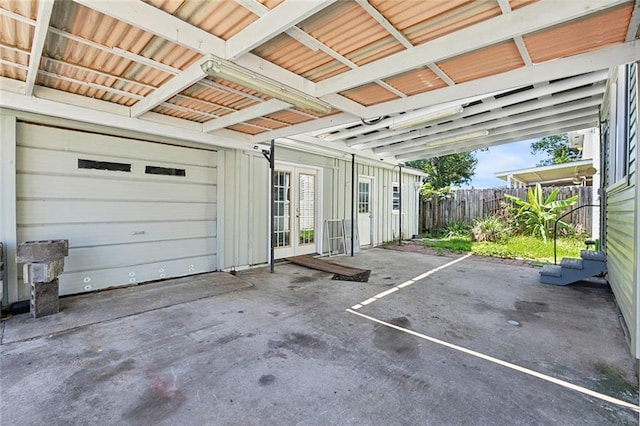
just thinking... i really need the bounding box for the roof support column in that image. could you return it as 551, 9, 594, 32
0, 113, 18, 307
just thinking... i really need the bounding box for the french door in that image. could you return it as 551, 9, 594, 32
274, 166, 318, 258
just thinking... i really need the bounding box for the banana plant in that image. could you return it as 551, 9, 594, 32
504, 184, 578, 242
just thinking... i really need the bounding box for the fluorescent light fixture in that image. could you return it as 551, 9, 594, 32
389, 105, 463, 131
428, 130, 489, 147
201, 59, 332, 115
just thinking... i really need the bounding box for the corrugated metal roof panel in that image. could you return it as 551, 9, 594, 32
143, 0, 259, 40
384, 66, 448, 96
0, 6, 35, 52
340, 82, 400, 106
370, 0, 501, 46
265, 110, 315, 126
510, 0, 539, 11
437, 41, 524, 84
0, 56, 27, 81
251, 33, 349, 83
169, 93, 238, 117
246, 117, 287, 130
524, 3, 633, 63
260, 0, 285, 9
298, 1, 404, 67
0, 0, 38, 19
182, 83, 261, 112
228, 123, 266, 135
39, 58, 151, 106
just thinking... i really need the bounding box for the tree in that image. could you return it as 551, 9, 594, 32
407, 151, 478, 190
530, 133, 581, 166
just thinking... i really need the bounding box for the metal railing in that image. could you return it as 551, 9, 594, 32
553, 204, 600, 264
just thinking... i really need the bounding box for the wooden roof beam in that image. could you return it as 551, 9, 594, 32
226, 0, 336, 60
25, 0, 54, 96
353, 90, 604, 151
342, 71, 607, 146
403, 120, 597, 161
362, 40, 639, 118
378, 105, 600, 156
354, 0, 413, 49
129, 57, 209, 118
396, 116, 598, 161
316, 0, 628, 96
202, 100, 291, 132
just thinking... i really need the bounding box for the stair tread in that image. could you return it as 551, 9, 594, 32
540, 265, 562, 277
581, 250, 606, 261
560, 258, 583, 269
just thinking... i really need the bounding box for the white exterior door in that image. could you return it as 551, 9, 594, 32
16, 124, 217, 298
274, 166, 318, 258
358, 177, 373, 246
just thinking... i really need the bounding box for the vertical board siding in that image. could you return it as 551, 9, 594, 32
16, 123, 218, 298
603, 62, 638, 356
220, 150, 270, 270
420, 186, 593, 232
228, 147, 420, 261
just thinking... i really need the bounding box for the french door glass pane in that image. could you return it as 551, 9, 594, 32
358, 181, 370, 213
274, 171, 291, 247
298, 174, 315, 245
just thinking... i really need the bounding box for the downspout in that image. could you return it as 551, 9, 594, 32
270, 140, 275, 272
398, 163, 403, 246
351, 154, 355, 257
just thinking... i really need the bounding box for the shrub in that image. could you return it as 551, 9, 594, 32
444, 220, 471, 238
504, 184, 578, 242
471, 215, 510, 243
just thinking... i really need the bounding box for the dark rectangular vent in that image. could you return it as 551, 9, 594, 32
78, 159, 131, 172
145, 165, 186, 176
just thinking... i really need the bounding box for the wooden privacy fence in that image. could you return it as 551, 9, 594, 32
420, 186, 594, 233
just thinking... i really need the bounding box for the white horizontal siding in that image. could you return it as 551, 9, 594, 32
17, 146, 217, 184
17, 174, 215, 203
54, 255, 217, 297
18, 123, 215, 166
18, 200, 216, 225
603, 63, 638, 357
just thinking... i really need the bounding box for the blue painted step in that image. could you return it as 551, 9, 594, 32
539, 250, 607, 285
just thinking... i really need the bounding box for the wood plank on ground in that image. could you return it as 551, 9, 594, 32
285, 255, 370, 282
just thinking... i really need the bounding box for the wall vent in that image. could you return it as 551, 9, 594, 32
145, 166, 186, 176
78, 159, 131, 172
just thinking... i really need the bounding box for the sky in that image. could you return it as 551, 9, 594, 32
461, 139, 548, 189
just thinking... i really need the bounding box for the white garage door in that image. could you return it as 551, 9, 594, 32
16, 123, 217, 297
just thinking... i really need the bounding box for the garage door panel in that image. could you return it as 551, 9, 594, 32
52, 255, 217, 296
18, 174, 216, 203
17, 123, 218, 297
18, 221, 217, 247
18, 200, 216, 224
17, 147, 217, 184
18, 124, 217, 167
64, 238, 217, 272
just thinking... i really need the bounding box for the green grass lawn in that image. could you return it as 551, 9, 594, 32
421, 235, 585, 263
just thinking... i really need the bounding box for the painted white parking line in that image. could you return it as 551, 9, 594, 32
350, 253, 472, 310
347, 309, 640, 413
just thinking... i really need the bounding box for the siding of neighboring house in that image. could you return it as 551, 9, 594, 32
601, 63, 638, 357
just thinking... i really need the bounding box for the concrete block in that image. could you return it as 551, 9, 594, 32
17, 240, 69, 263
30, 279, 59, 318
23, 259, 65, 283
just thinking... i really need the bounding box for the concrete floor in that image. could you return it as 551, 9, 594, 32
1, 248, 638, 425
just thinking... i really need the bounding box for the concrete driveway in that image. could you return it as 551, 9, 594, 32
1, 248, 638, 425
